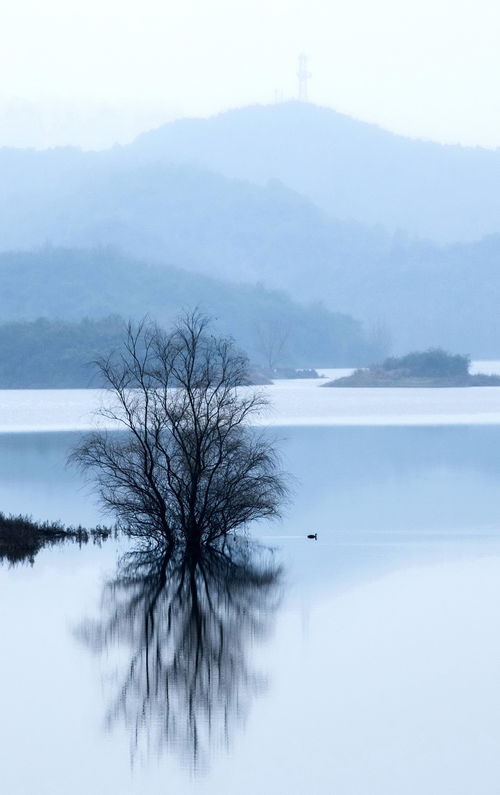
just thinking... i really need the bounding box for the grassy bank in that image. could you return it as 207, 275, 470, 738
0, 513, 113, 565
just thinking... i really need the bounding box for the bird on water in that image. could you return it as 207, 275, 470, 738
307, 533, 318, 540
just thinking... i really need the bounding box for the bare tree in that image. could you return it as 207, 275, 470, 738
255, 318, 291, 374
367, 319, 393, 360
72, 311, 287, 551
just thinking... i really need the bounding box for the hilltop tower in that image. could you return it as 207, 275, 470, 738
297, 54, 311, 102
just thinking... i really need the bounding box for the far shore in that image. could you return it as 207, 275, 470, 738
323, 371, 500, 388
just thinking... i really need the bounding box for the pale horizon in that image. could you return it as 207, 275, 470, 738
2, 0, 500, 150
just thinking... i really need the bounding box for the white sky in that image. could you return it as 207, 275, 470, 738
1, 0, 500, 149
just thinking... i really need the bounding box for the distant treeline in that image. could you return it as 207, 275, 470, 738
0, 313, 377, 388
0, 248, 386, 387
0, 316, 126, 387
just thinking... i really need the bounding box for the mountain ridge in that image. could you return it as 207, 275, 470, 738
1, 103, 500, 355
127, 101, 500, 242
4, 101, 500, 241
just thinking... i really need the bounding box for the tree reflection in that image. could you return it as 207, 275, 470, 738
80, 537, 282, 769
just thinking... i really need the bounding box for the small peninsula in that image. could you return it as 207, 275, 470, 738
0, 513, 113, 565
324, 349, 500, 388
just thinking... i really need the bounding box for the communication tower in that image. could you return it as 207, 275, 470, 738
297, 54, 311, 102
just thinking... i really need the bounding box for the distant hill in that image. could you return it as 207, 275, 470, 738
0, 249, 381, 377
129, 102, 500, 242
325, 234, 500, 356
0, 153, 388, 288
6, 102, 500, 243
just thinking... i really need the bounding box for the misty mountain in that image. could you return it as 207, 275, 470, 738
0, 248, 381, 371
2, 104, 500, 356
5, 99, 500, 257
339, 234, 500, 356
1, 154, 500, 354
129, 101, 500, 242
0, 152, 388, 289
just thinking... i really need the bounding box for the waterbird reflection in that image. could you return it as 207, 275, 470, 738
79, 536, 283, 770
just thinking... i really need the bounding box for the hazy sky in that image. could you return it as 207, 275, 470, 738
1, 0, 500, 149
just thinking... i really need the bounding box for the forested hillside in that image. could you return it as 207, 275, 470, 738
0, 248, 383, 385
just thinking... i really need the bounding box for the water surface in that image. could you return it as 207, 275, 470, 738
1, 363, 500, 432
2, 424, 500, 793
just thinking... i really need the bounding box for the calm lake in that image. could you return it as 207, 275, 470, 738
2, 376, 500, 794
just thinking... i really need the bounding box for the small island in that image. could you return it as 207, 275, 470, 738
323, 349, 500, 388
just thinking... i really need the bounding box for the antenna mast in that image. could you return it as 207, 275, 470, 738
297, 54, 311, 102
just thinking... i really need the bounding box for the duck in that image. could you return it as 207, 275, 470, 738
307, 533, 318, 540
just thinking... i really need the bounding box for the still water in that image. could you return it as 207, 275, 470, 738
2, 362, 500, 432
2, 387, 500, 793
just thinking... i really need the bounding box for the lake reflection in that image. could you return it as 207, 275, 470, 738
78, 538, 282, 770
4, 426, 500, 793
